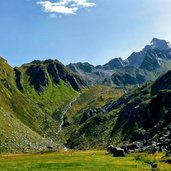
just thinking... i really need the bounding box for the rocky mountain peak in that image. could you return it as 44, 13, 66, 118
128, 38, 171, 67
150, 38, 171, 50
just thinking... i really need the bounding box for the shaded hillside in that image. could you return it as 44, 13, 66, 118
63, 85, 124, 149
66, 70, 171, 150
103, 66, 146, 87
0, 57, 87, 153
0, 57, 52, 153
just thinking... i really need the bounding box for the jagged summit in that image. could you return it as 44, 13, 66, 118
142, 38, 171, 52
150, 37, 171, 50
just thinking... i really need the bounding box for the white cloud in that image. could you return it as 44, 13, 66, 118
37, 0, 96, 15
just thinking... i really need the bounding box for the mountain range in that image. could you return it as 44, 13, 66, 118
1, 38, 171, 153
67, 38, 171, 87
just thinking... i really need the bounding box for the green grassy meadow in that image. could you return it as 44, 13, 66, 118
1, 151, 171, 171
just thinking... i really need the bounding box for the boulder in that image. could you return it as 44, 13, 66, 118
120, 145, 129, 153
113, 147, 125, 157
106, 145, 125, 157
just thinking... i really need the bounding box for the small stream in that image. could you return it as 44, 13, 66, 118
56, 93, 80, 149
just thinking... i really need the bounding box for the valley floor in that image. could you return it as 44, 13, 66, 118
0, 151, 171, 171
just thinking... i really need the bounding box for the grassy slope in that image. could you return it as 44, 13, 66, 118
103, 70, 171, 146
0, 108, 52, 153
0, 58, 85, 153
0, 58, 51, 153
17, 62, 80, 142
18, 63, 78, 114
63, 86, 124, 149
65, 75, 171, 149
67, 85, 123, 117
109, 83, 152, 144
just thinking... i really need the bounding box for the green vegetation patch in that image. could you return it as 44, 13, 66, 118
0, 151, 150, 171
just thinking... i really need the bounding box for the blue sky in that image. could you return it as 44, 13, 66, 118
0, 0, 171, 67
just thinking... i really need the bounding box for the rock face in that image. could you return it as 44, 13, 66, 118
26, 65, 48, 93
150, 38, 171, 50
14, 68, 23, 91
127, 51, 145, 68
140, 49, 162, 71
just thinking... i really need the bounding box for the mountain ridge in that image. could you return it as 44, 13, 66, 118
67, 38, 171, 86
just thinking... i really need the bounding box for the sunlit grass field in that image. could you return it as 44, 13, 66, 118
1, 150, 171, 171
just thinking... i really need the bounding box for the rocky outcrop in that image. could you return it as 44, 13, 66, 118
14, 68, 23, 91
26, 65, 48, 93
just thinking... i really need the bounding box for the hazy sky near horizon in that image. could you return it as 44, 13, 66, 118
0, 0, 171, 67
